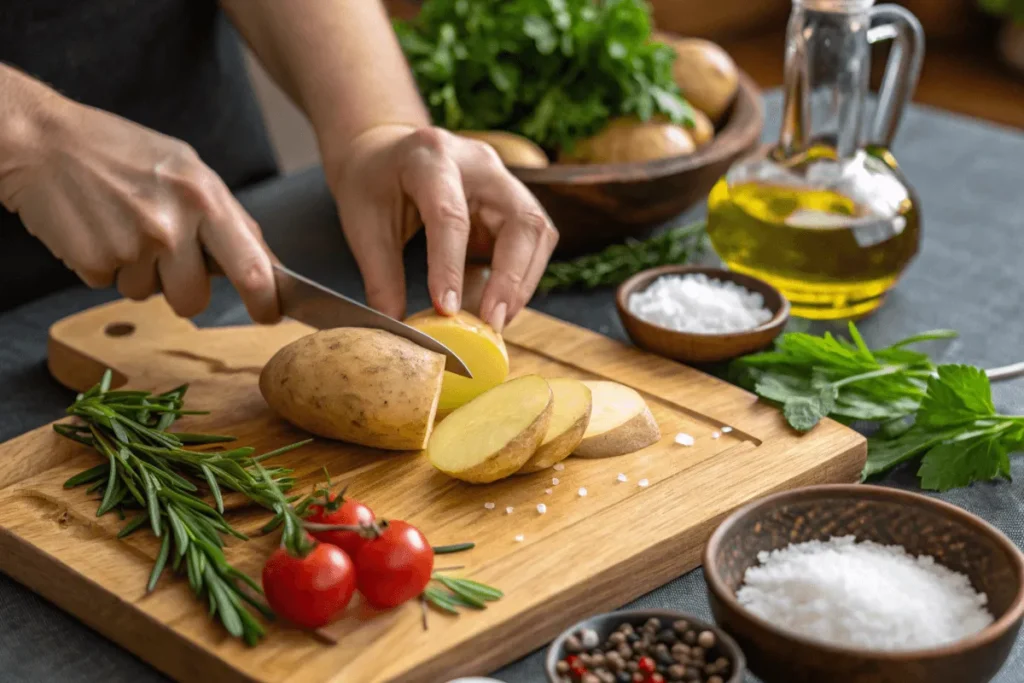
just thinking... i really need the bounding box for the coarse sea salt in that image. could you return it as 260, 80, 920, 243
674, 432, 695, 446
627, 273, 772, 334
736, 536, 994, 651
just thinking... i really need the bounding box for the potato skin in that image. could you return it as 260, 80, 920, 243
559, 117, 695, 164
443, 403, 552, 484
457, 131, 550, 168
259, 328, 444, 450
666, 38, 739, 122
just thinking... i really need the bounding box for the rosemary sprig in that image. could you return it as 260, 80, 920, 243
56, 370, 311, 645
422, 572, 503, 620
538, 220, 708, 293
432, 542, 475, 555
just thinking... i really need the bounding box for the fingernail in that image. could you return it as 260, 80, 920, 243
441, 289, 460, 316
487, 302, 507, 333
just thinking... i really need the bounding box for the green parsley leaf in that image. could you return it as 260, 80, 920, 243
917, 365, 995, 427
918, 433, 1010, 491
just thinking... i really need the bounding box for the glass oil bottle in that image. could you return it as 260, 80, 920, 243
707, 0, 925, 319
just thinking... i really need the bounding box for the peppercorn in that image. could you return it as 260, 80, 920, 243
637, 656, 656, 674
671, 643, 690, 657
619, 623, 635, 635
582, 673, 601, 683
617, 644, 633, 660
682, 630, 697, 645
626, 660, 639, 673
647, 674, 665, 683
707, 677, 724, 683
704, 663, 718, 676
689, 647, 704, 661
666, 663, 686, 681
645, 617, 662, 630
556, 660, 570, 674
599, 673, 616, 683
627, 632, 641, 645
616, 673, 632, 683
580, 653, 593, 667
697, 631, 716, 649
633, 641, 648, 655
592, 653, 606, 669
572, 664, 589, 679
606, 652, 625, 671
566, 634, 583, 653
671, 620, 689, 634
609, 632, 627, 646
632, 673, 645, 683
714, 657, 730, 673
656, 650, 674, 667
656, 628, 677, 645
684, 666, 701, 681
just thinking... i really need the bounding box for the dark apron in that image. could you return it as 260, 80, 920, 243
0, 0, 279, 311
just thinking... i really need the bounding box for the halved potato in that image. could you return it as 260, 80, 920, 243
573, 381, 660, 458
427, 375, 553, 483
259, 328, 444, 450
518, 378, 592, 474
405, 309, 510, 413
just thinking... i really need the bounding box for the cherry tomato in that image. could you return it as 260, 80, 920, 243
306, 493, 375, 557
262, 541, 356, 629
354, 520, 434, 609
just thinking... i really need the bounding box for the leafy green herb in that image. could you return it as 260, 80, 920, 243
422, 572, 503, 622
734, 326, 1023, 491
730, 323, 955, 432
56, 370, 311, 645
394, 0, 693, 152
432, 542, 476, 555
539, 220, 707, 293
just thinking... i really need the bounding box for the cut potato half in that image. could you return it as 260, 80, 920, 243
427, 375, 553, 483
518, 378, 592, 474
574, 381, 660, 458
406, 309, 510, 413
259, 328, 444, 450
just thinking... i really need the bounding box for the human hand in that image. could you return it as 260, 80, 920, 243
329, 124, 557, 331
0, 97, 279, 322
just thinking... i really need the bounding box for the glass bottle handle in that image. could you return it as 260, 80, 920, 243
865, 4, 925, 149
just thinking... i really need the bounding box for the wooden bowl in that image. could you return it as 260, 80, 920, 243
616, 265, 789, 364
704, 485, 1024, 683
510, 72, 764, 255
545, 609, 746, 682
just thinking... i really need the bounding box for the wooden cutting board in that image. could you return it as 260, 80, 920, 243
0, 297, 865, 683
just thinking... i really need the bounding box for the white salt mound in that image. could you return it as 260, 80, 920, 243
737, 536, 994, 651
627, 273, 772, 334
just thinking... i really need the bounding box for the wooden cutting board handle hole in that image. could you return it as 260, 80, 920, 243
104, 322, 136, 338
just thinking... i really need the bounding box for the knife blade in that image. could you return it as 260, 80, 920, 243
273, 263, 472, 378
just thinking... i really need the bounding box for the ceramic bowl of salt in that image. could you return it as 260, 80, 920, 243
703, 484, 1024, 683
615, 265, 789, 364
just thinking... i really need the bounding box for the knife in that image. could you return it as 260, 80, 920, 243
272, 263, 472, 378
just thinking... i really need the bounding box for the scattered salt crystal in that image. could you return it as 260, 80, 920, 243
578, 487, 588, 497
553, 463, 565, 472
552, 477, 560, 486
616, 473, 628, 483
505, 506, 514, 515
722, 426, 733, 433
737, 536, 994, 651
544, 488, 553, 495
536, 503, 547, 515
674, 432, 695, 446
514, 534, 524, 543
627, 273, 773, 334
484, 502, 495, 510
638, 478, 650, 488
712, 431, 721, 439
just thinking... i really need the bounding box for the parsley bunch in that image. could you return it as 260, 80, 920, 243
394, 0, 693, 152
732, 324, 1020, 491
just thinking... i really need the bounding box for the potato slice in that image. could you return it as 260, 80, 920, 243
405, 309, 510, 413
260, 328, 444, 450
427, 375, 553, 483
574, 381, 660, 458
518, 378, 593, 474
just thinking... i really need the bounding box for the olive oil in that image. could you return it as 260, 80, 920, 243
707, 148, 920, 319
710, 0, 926, 319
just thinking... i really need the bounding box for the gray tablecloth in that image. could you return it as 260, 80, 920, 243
1, 93, 1022, 683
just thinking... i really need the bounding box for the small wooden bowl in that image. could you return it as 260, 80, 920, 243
616, 265, 789, 364
510, 72, 763, 256
704, 485, 1024, 683
545, 609, 746, 682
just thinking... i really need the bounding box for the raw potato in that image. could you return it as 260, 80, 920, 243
518, 378, 593, 474
260, 328, 444, 450
427, 375, 553, 483
574, 381, 660, 458
688, 108, 715, 148
559, 117, 695, 164
665, 38, 739, 122
405, 309, 510, 413
458, 131, 550, 168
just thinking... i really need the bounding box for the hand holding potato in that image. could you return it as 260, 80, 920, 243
329, 124, 558, 332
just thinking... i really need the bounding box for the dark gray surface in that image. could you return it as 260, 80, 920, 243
1, 94, 1022, 683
